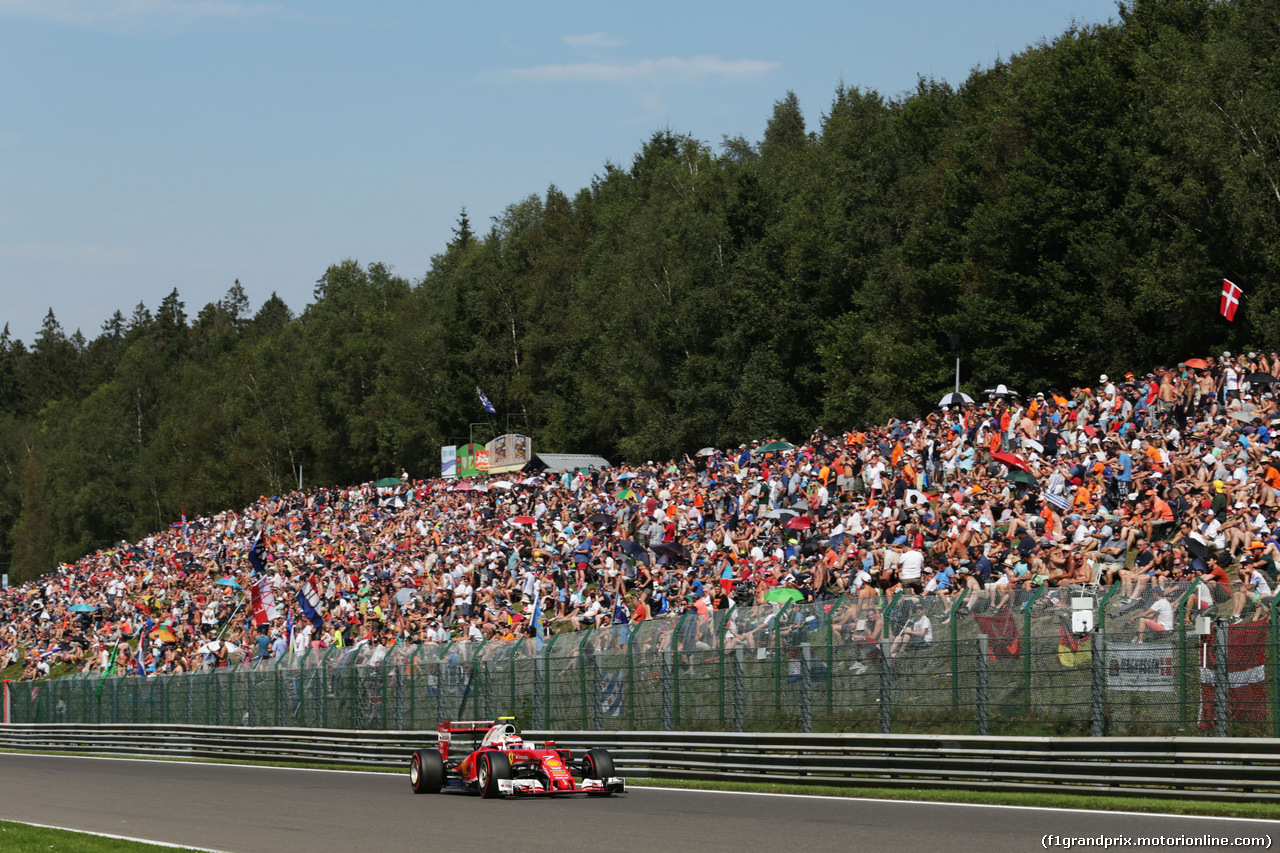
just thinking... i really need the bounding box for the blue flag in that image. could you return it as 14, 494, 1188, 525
247, 532, 267, 577
531, 593, 548, 651
476, 387, 497, 414
296, 576, 325, 630
134, 634, 148, 679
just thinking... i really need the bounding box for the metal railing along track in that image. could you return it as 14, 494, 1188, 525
2, 725, 1277, 802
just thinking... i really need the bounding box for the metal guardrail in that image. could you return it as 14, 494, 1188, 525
2, 724, 1279, 802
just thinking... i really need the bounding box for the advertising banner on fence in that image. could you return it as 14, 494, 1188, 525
486, 433, 532, 474
1107, 642, 1174, 692
440, 445, 457, 479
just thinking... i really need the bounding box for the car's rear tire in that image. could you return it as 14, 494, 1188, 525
582, 748, 615, 796
410, 750, 445, 794
478, 751, 511, 798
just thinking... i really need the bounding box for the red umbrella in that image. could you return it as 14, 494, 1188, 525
510, 516, 536, 525
990, 451, 1031, 473
1184, 358, 1208, 370
784, 516, 813, 530
453, 482, 474, 491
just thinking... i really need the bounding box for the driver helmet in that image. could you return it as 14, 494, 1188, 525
499, 724, 523, 749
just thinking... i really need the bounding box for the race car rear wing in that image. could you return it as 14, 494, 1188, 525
438, 719, 506, 735
437, 717, 515, 762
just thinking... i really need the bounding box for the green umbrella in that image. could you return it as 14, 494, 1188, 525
373, 477, 402, 487
764, 587, 804, 604
1007, 469, 1039, 488
614, 488, 637, 500
755, 440, 796, 453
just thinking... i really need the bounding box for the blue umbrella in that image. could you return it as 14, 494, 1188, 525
215, 578, 243, 590
1042, 493, 1071, 513
68, 603, 97, 613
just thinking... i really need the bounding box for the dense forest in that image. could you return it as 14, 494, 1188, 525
2, 0, 1279, 581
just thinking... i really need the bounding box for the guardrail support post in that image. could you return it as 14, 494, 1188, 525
661, 649, 674, 731
1090, 626, 1105, 737
1213, 620, 1229, 738
878, 644, 892, 734
976, 635, 989, 736
800, 642, 812, 733
733, 647, 745, 733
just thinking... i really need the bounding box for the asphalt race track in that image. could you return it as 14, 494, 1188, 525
0, 753, 1272, 853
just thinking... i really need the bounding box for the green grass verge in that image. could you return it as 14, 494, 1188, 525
4, 747, 1278, 820
0, 819, 203, 851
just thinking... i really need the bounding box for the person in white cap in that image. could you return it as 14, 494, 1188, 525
1099, 374, 1117, 430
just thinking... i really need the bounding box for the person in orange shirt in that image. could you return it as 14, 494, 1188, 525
1256, 459, 1280, 508
1145, 491, 1175, 542
1072, 480, 1096, 513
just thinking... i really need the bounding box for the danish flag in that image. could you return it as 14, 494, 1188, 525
1220, 279, 1242, 321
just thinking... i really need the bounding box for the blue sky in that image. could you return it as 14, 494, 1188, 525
1, 0, 1122, 345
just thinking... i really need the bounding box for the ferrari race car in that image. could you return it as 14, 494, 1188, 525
409, 718, 626, 798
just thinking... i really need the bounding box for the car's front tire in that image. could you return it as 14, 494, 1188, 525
478, 751, 511, 798
582, 748, 615, 796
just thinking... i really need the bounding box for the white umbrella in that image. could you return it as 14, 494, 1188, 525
904, 489, 929, 507
1022, 439, 1044, 453
490, 480, 514, 490
938, 392, 974, 408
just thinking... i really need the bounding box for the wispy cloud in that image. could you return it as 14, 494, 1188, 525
0, 0, 295, 28
561, 32, 624, 49
512, 55, 778, 85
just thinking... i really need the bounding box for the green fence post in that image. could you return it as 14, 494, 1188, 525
1271, 595, 1280, 739
1174, 585, 1196, 725
509, 643, 518, 719
577, 630, 593, 728
883, 591, 904, 642
673, 613, 689, 729
1023, 586, 1045, 711
949, 589, 969, 711
1096, 583, 1121, 636
468, 639, 488, 721
626, 629, 635, 730
827, 596, 844, 719
719, 613, 731, 727
543, 633, 559, 728
228, 660, 239, 726
773, 604, 791, 714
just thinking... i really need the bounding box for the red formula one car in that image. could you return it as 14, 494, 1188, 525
409, 718, 625, 798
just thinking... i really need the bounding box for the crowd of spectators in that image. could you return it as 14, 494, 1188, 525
4, 349, 1279, 681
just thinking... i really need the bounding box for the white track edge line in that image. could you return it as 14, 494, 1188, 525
0, 818, 230, 852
